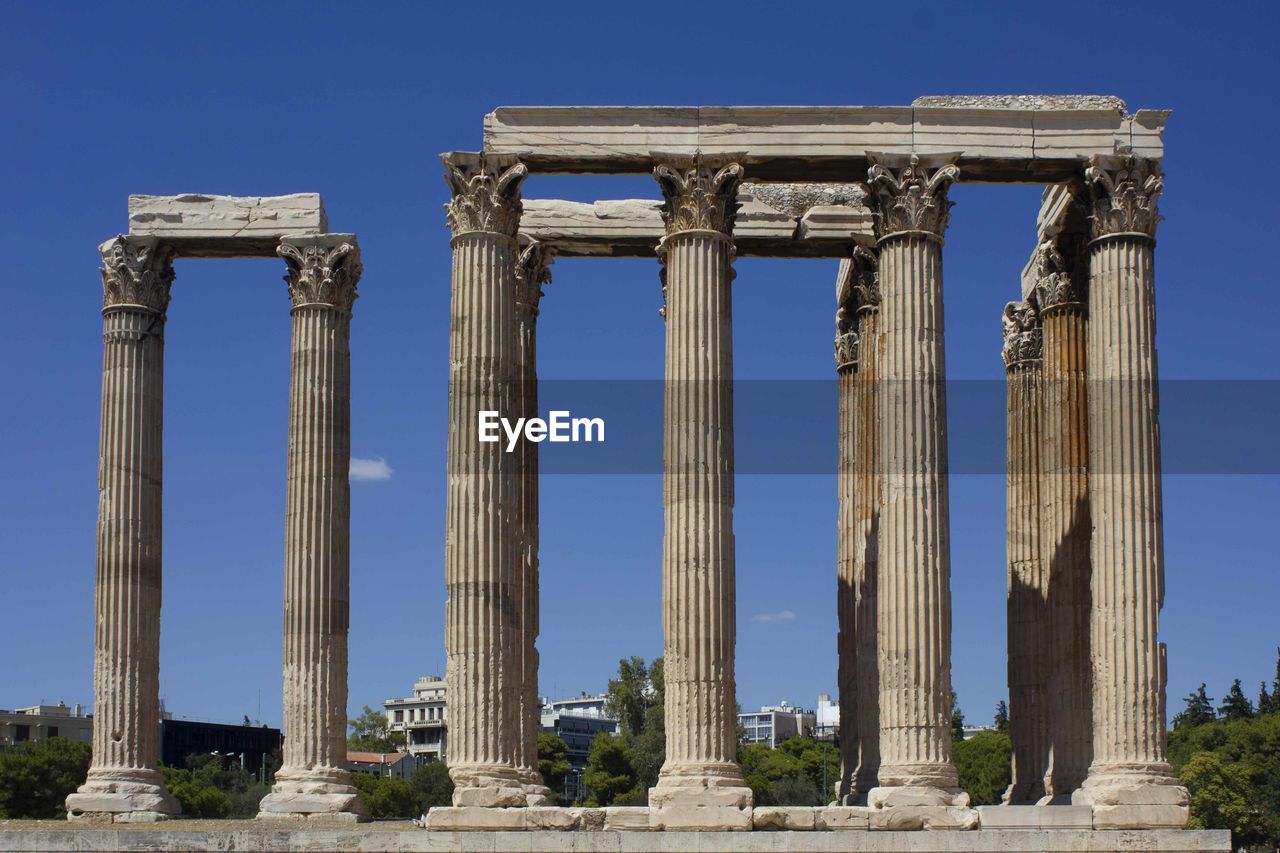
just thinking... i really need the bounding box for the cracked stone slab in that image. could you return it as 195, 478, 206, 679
127, 193, 327, 258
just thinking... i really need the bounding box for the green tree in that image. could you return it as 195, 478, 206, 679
605, 657, 654, 738
1174, 683, 1217, 730
537, 733, 572, 800
1259, 681, 1274, 716
162, 751, 271, 819
409, 761, 454, 814
993, 700, 1010, 734
953, 730, 1011, 806
583, 733, 635, 807
348, 705, 405, 752
0, 737, 92, 819
1180, 752, 1268, 847
1219, 679, 1255, 721
951, 689, 965, 742
628, 704, 666, 796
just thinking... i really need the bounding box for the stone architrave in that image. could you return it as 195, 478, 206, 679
258, 235, 367, 822
1072, 156, 1190, 828
513, 241, 554, 805
66, 237, 181, 823
648, 154, 754, 831
1001, 299, 1050, 804
1034, 229, 1094, 801
864, 154, 974, 828
439, 153, 529, 809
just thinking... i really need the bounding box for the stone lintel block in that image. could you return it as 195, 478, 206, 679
602, 806, 652, 831
976, 804, 1093, 828
752, 806, 816, 830
526, 806, 580, 830
869, 805, 979, 831
127, 193, 327, 258
816, 806, 872, 829
1092, 803, 1191, 830
425, 806, 528, 830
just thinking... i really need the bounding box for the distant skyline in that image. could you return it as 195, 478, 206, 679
1, 0, 1277, 733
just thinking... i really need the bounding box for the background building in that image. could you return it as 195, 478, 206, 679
738, 700, 816, 748
385, 675, 448, 763
539, 693, 618, 802
0, 702, 92, 747
813, 693, 839, 741
159, 718, 282, 776
345, 750, 414, 779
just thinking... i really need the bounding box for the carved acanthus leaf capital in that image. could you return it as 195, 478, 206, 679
834, 330, 860, 372
653, 153, 745, 236
850, 245, 881, 314
1085, 155, 1163, 240
100, 236, 175, 313
867, 154, 960, 239
516, 242, 554, 316
278, 236, 361, 312
1001, 299, 1042, 368
442, 153, 529, 238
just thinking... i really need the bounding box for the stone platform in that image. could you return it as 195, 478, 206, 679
0, 820, 1230, 852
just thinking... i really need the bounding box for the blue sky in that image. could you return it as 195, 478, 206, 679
1, 1, 1277, 732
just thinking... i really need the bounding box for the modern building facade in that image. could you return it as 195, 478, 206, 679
738, 701, 816, 748
159, 718, 282, 776
0, 703, 93, 747
814, 694, 839, 741
539, 693, 618, 802
385, 675, 448, 763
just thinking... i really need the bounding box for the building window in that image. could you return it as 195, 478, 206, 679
48, 726, 59, 738
14, 725, 29, 742
395, 710, 403, 722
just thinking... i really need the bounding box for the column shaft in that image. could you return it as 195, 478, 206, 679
259, 236, 365, 821
441, 154, 528, 808
67, 237, 179, 822
1075, 156, 1187, 826
835, 293, 858, 804
852, 298, 882, 801
1001, 301, 1049, 803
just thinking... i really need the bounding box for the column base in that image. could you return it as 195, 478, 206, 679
866, 786, 977, 830
649, 768, 753, 831
449, 763, 528, 807
1072, 765, 1190, 828
256, 767, 367, 822
66, 769, 181, 823
517, 767, 554, 805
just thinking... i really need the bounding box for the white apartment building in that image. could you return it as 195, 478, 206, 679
384, 675, 447, 763
738, 700, 816, 748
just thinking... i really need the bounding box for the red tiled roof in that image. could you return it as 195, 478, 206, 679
346, 751, 410, 764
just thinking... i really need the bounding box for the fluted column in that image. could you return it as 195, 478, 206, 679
440, 153, 529, 808
649, 154, 753, 830
67, 237, 180, 823
1001, 300, 1049, 804
513, 242, 553, 805
1073, 156, 1189, 827
258, 235, 366, 822
1034, 232, 1094, 801
865, 154, 972, 826
836, 247, 882, 805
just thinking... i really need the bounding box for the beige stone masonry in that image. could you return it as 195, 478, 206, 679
127, 193, 326, 257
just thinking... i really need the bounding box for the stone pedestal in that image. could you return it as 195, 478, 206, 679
1000, 299, 1049, 804
1072, 156, 1188, 827
66, 237, 181, 823
258, 236, 366, 822
864, 155, 972, 828
514, 242, 554, 806
649, 155, 753, 830
439, 153, 530, 808
1034, 233, 1094, 802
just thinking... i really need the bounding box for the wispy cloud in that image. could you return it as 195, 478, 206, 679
751, 610, 796, 624
350, 456, 394, 482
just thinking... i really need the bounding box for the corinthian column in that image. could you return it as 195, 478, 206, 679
1033, 231, 1094, 802
1000, 300, 1049, 804
258, 235, 366, 822
865, 154, 973, 828
513, 241, 553, 805
1073, 156, 1189, 828
836, 247, 881, 805
648, 154, 753, 831
440, 153, 528, 809
67, 237, 180, 823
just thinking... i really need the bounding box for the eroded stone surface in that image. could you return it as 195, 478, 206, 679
425, 807, 528, 830
816, 807, 872, 830
913, 94, 1127, 111
752, 806, 816, 830
976, 805, 1092, 828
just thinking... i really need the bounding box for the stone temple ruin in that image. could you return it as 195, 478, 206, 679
52, 97, 1229, 851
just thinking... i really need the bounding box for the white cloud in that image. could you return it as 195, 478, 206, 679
350, 456, 394, 482
751, 610, 796, 624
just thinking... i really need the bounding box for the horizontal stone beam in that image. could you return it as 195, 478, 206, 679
521, 187, 874, 258
483, 101, 1168, 183
1020, 183, 1083, 299
127, 193, 328, 257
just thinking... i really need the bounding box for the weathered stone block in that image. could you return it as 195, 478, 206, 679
976, 804, 1092, 828
424, 806, 528, 830
526, 806, 580, 829
753, 806, 816, 830
452, 785, 526, 808
126, 193, 327, 257
602, 806, 651, 830
870, 805, 979, 830
1093, 803, 1191, 830
816, 806, 872, 829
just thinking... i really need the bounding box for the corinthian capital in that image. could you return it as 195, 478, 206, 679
1001, 299, 1042, 368
442, 152, 529, 238
1085, 155, 1163, 240
867, 153, 960, 239
834, 330, 860, 372
653, 152, 745, 236
1031, 236, 1084, 313
100, 236, 175, 313
278, 235, 361, 312
516, 241, 554, 317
